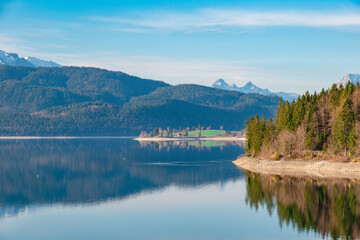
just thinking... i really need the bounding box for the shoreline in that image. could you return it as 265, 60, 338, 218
135, 137, 246, 141
0, 136, 137, 140
233, 156, 360, 179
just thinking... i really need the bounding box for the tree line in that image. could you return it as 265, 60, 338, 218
0, 66, 279, 136
245, 81, 360, 159
140, 126, 234, 138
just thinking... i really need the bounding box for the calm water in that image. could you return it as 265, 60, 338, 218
0, 139, 357, 239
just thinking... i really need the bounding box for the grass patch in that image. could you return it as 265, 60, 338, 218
187, 130, 225, 137
187, 141, 226, 147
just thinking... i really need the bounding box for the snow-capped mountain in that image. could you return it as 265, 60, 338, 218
337, 74, 360, 86
0, 50, 61, 68
238, 81, 272, 95
211, 79, 233, 90
211, 79, 299, 102
25, 56, 61, 67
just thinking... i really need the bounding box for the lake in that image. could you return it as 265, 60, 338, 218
0, 139, 357, 239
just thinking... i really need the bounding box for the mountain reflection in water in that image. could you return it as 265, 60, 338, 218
245, 171, 360, 240
0, 139, 244, 218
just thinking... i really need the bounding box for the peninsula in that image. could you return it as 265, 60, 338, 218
235, 81, 360, 179
136, 128, 245, 141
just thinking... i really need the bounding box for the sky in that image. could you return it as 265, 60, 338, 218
0, 0, 360, 93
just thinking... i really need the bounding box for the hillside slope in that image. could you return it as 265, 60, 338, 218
0, 100, 254, 135
0, 66, 280, 135
0, 66, 169, 109
129, 84, 279, 118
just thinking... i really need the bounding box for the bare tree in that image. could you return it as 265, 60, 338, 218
277, 130, 296, 158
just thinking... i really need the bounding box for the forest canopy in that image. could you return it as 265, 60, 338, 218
0, 66, 279, 135
245, 81, 360, 159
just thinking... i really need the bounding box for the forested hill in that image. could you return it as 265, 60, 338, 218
0, 66, 279, 136
129, 84, 279, 116
245, 82, 360, 160
0, 66, 169, 109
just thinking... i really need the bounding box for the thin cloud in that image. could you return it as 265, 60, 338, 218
0, 34, 23, 42
204, 9, 360, 27
116, 28, 149, 33
91, 9, 360, 32
59, 53, 310, 93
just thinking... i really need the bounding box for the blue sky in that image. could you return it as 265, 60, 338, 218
0, 0, 360, 93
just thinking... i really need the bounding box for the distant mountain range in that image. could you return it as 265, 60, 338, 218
211, 79, 299, 102
0, 65, 280, 135
0, 50, 61, 68
337, 74, 360, 86
0, 50, 284, 135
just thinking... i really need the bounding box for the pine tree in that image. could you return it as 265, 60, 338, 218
245, 115, 266, 157
263, 118, 275, 148
305, 105, 317, 150
276, 100, 293, 132
329, 84, 340, 108
292, 97, 305, 129
348, 128, 356, 156
342, 81, 356, 100
333, 98, 355, 154
251, 115, 263, 156
245, 117, 254, 156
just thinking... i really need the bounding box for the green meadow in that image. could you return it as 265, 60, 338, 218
186, 130, 226, 137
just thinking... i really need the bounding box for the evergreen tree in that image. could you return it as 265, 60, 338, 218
333, 98, 355, 154
276, 100, 293, 132
245, 115, 266, 157
348, 128, 356, 156
244, 83, 360, 158
329, 84, 340, 108
245, 117, 254, 156
292, 97, 305, 129
263, 118, 275, 146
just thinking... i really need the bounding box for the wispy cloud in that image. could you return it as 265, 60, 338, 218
21, 28, 64, 38
202, 9, 360, 27
57, 52, 322, 93
91, 9, 360, 32
115, 28, 149, 33
59, 53, 258, 83
42, 43, 69, 49
0, 34, 22, 43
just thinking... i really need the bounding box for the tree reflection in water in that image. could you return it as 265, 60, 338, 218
245, 171, 360, 240
0, 139, 244, 218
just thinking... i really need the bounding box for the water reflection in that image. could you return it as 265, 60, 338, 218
139, 140, 245, 150
245, 171, 360, 240
0, 139, 244, 218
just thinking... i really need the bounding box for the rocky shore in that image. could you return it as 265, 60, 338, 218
233, 157, 360, 179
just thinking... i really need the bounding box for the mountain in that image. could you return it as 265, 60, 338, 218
25, 56, 61, 67
0, 66, 169, 108
337, 73, 360, 86
129, 84, 279, 116
0, 65, 280, 135
211, 79, 232, 90
211, 79, 299, 102
0, 50, 61, 67
238, 81, 272, 95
